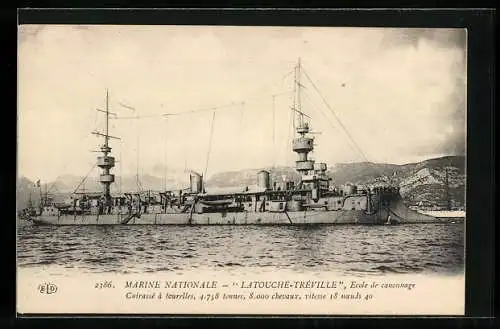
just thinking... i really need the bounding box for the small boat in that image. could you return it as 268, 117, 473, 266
198, 199, 234, 206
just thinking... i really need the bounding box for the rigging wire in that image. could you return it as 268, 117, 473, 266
301, 66, 371, 164
117, 102, 144, 192
286, 99, 295, 165
281, 68, 295, 85
272, 94, 276, 168
301, 89, 360, 160
72, 163, 98, 195
42, 108, 102, 196
223, 67, 293, 108
164, 115, 168, 191
111, 91, 291, 120
204, 111, 217, 181
301, 63, 388, 183
119, 139, 122, 194
110, 89, 291, 186
183, 112, 192, 173
135, 115, 143, 192
292, 63, 297, 131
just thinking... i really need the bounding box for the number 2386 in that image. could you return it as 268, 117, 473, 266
94, 281, 115, 289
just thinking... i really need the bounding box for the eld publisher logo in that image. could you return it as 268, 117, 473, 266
37, 282, 58, 295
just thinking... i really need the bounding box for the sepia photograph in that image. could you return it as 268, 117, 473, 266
17, 24, 466, 315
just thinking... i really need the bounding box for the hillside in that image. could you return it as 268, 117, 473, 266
17, 155, 466, 211
207, 155, 465, 209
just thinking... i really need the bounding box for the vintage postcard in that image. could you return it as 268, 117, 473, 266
17, 25, 466, 315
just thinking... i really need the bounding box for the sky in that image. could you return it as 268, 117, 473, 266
18, 25, 466, 182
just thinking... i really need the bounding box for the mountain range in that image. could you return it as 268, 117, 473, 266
17, 155, 465, 211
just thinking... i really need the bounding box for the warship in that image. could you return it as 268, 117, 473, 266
21, 59, 442, 226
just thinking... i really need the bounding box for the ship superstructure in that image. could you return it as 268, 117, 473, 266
24, 59, 441, 225
93, 89, 119, 212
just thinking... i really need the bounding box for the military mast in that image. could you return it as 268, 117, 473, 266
92, 90, 120, 204
292, 58, 315, 178
291, 59, 329, 194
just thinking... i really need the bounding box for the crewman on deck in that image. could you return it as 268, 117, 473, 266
106, 199, 112, 214
126, 199, 132, 214
163, 195, 168, 212
97, 199, 103, 215
137, 196, 144, 217
259, 198, 266, 212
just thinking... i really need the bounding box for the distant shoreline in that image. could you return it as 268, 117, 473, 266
416, 210, 466, 219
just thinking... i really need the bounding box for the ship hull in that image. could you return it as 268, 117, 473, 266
28, 199, 441, 226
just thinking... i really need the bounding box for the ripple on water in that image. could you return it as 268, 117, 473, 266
17, 223, 464, 275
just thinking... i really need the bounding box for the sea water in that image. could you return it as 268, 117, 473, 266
17, 222, 464, 276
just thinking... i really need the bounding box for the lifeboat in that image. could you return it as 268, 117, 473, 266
198, 199, 234, 206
